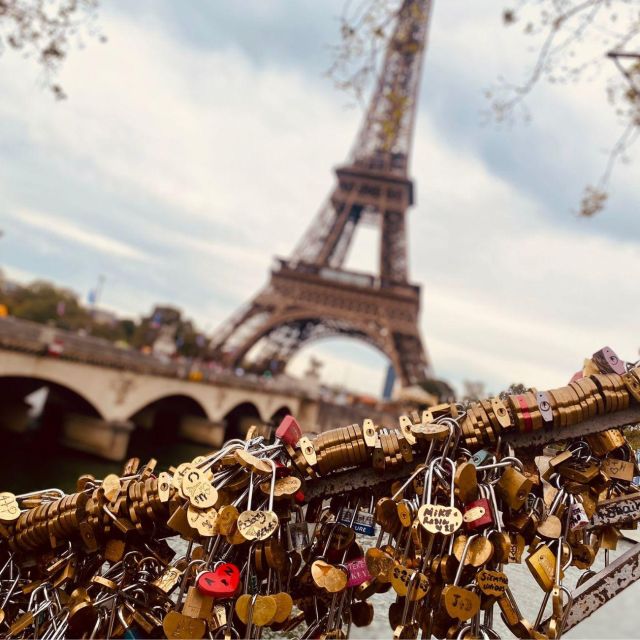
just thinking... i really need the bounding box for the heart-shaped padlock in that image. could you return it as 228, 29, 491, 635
196, 563, 241, 598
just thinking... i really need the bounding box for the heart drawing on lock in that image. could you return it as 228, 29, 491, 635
196, 563, 241, 598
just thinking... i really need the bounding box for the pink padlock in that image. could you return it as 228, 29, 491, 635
463, 498, 493, 531
275, 415, 302, 446
346, 557, 371, 588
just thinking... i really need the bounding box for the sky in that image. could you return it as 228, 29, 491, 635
0, 1, 638, 397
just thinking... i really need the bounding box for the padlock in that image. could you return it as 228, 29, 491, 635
601, 455, 635, 482
339, 497, 376, 536
275, 415, 302, 447
392, 572, 421, 639
536, 391, 554, 424
495, 466, 532, 510
525, 542, 559, 592
440, 535, 481, 621
557, 458, 599, 484
417, 458, 463, 536
462, 495, 492, 532
454, 461, 478, 504
196, 563, 241, 599
585, 429, 626, 456
568, 501, 589, 531
182, 585, 213, 619
592, 346, 626, 374
599, 525, 621, 550
469, 449, 492, 467
236, 461, 279, 542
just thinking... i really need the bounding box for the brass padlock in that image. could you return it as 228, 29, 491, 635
182, 585, 213, 619
585, 429, 625, 456
496, 466, 532, 510
601, 456, 635, 482
557, 459, 599, 484
525, 543, 560, 592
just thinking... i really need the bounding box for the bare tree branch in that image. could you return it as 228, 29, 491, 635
332, 1, 640, 216
493, 1, 640, 215
0, 0, 103, 99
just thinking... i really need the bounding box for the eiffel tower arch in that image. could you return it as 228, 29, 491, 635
212, 0, 444, 391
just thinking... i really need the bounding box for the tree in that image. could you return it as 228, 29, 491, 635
0, 0, 103, 99
493, 2, 639, 216
8, 280, 87, 326
330, 1, 640, 216
461, 380, 486, 403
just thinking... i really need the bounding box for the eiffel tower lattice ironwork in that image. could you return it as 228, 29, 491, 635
211, 0, 439, 389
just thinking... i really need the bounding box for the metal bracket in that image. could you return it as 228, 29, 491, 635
558, 540, 640, 632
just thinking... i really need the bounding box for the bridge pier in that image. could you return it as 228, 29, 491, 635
0, 398, 31, 434
178, 416, 226, 449
61, 413, 134, 462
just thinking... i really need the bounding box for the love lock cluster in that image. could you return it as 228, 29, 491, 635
0, 346, 639, 639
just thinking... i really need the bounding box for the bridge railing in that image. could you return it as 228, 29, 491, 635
0, 317, 315, 397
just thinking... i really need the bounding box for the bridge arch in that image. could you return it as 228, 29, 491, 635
223, 401, 262, 440
123, 391, 209, 423
229, 312, 398, 378
116, 381, 218, 423
0, 375, 104, 421
270, 405, 292, 424
126, 393, 209, 457
0, 369, 109, 418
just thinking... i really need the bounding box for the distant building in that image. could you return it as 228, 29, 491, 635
91, 308, 119, 326
152, 325, 177, 360
149, 305, 182, 327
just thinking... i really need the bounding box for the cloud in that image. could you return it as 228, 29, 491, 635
0, 1, 638, 399
13, 208, 151, 262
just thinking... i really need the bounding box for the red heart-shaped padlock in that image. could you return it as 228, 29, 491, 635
275, 415, 302, 446
196, 563, 240, 598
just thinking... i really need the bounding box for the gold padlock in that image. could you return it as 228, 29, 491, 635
601, 457, 635, 482
496, 467, 532, 510
525, 543, 560, 592
182, 586, 213, 619
557, 459, 599, 484
585, 429, 625, 456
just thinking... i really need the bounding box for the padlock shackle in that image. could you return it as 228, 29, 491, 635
474, 457, 523, 473
486, 484, 502, 532
342, 498, 361, 529
568, 440, 592, 459
434, 419, 460, 464
264, 458, 277, 512
243, 542, 258, 593
392, 464, 428, 501
199, 441, 245, 472
453, 534, 478, 585
14, 487, 65, 501
245, 471, 256, 511
423, 456, 456, 510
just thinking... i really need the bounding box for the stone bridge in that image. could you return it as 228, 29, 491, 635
0, 318, 321, 461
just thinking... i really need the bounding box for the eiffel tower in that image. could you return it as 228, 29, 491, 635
212, 0, 443, 391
